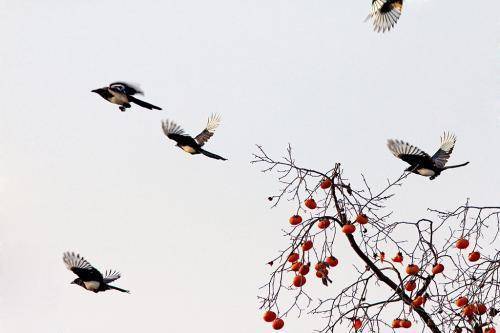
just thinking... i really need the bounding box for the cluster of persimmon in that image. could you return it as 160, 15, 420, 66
455, 237, 481, 262
284, 185, 371, 295
262, 311, 285, 330
340, 213, 367, 234
403, 263, 431, 309
393, 237, 477, 279
403, 274, 428, 308
292, 176, 367, 235
402, 238, 481, 308
286, 243, 339, 288
391, 237, 491, 329
314, 256, 338, 286
287, 252, 308, 288
392, 318, 413, 329
454, 297, 490, 319
394, 237, 493, 331
292, 204, 367, 234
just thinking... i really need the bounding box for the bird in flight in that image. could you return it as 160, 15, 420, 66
92, 82, 162, 112
161, 114, 227, 161
365, 0, 403, 33
387, 132, 469, 180
63, 252, 130, 293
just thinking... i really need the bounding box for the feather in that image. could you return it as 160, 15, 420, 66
63, 252, 104, 281
366, 0, 403, 33
63, 252, 94, 271
109, 82, 143, 96
162, 120, 185, 137
432, 132, 456, 168
387, 139, 429, 159
194, 114, 222, 146
103, 269, 122, 283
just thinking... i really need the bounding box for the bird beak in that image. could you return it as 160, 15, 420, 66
91, 89, 98, 93
70, 281, 75, 284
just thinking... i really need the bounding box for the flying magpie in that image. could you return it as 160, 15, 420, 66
387, 132, 469, 180
161, 114, 227, 161
91, 82, 162, 112
365, 0, 403, 33
63, 252, 130, 293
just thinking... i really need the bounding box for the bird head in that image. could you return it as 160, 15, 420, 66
91, 88, 107, 97
71, 278, 84, 287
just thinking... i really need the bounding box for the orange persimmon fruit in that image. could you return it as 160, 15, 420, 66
304, 198, 317, 209
342, 224, 356, 234
263, 311, 277, 322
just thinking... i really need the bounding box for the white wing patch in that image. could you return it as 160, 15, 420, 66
205, 114, 222, 133
439, 132, 456, 153
63, 252, 93, 271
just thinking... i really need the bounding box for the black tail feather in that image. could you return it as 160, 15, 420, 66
444, 161, 469, 170
200, 149, 227, 161
128, 96, 162, 110
108, 285, 130, 293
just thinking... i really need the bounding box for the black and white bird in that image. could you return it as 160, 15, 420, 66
63, 252, 129, 293
161, 114, 227, 161
387, 132, 469, 180
365, 0, 403, 33
92, 82, 162, 112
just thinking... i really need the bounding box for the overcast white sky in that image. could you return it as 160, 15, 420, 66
1, 0, 499, 332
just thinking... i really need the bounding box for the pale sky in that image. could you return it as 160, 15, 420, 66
1, 0, 499, 332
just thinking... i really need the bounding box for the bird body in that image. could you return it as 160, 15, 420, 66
108, 88, 130, 106
366, 0, 403, 33
162, 114, 227, 161
180, 144, 198, 154
63, 252, 129, 294
416, 168, 435, 177
83, 280, 101, 291
92, 82, 162, 112
387, 132, 469, 180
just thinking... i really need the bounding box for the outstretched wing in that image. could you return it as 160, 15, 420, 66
431, 132, 456, 168
387, 139, 432, 166
194, 114, 221, 146
109, 82, 143, 96
63, 252, 103, 281
366, 0, 403, 33
103, 270, 122, 284
162, 119, 187, 141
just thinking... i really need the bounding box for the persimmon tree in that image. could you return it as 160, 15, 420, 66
253, 145, 500, 333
